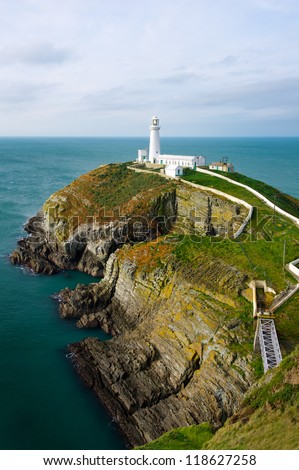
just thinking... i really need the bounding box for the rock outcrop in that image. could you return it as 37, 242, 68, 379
65, 243, 253, 447
10, 164, 178, 276
10, 163, 254, 448
10, 164, 247, 277
175, 184, 246, 237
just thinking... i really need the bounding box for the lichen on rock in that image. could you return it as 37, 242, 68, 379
10, 163, 256, 448
67, 241, 253, 446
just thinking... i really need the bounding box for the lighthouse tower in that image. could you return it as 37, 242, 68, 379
149, 116, 160, 163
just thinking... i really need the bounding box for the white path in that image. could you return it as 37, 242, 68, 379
287, 258, 299, 281
196, 168, 299, 228
128, 166, 253, 238
179, 179, 253, 239
270, 259, 299, 312
129, 165, 298, 374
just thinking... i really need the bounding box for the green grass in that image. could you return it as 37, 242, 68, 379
183, 170, 273, 212
210, 170, 299, 219
275, 294, 299, 355
205, 403, 299, 450
90, 163, 173, 209
44, 162, 177, 242
204, 348, 299, 450
172, 230, 298, 292
137, 423, 214, 450
137, 348, 299, 450
243, 351, 298, 410
136, 168, 299, 451
177, 169, 299, 293
251, 356, 264, 380
182, 169, 299, 219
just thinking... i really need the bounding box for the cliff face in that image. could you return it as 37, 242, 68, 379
138, 347, 299, 450
10, 164, 246, 277
10, 163, 254, 447
61, 240, 253, 447
10, 164, 178, 276
175, 185, 245, 237
203, 346, 299, 450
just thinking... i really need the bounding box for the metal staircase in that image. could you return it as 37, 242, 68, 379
254, 317, 282, 372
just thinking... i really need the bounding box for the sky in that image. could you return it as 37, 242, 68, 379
0, 0, 298, 137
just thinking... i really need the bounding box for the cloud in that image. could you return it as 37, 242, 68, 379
200, 77, 299, 111
0, 42, 72, 66
77, 73, 299, 128
0, 0, 298, 135
252, 0, 295, 11
0, 81, 58, 108
81, 86, 146, 112
210, 55, 240, 68
159, 72, 200, 84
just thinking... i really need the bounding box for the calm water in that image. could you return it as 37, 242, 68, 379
0, 137, 298, 450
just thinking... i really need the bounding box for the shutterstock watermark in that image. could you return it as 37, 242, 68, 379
22, 206, 273, 247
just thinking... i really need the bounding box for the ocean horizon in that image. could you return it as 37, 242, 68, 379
0, 136, 298, 449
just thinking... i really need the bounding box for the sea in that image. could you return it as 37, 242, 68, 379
0, 137, 298, 450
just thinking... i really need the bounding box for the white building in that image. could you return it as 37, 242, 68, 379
159, 154, 205, 168
165, 164, 183, 178
137, 149, 148, 162
209, 161, 234, 173
137, 116, 206, 168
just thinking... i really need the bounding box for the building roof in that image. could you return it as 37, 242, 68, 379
162, 154, 196, 160
210, 161, 233, 166
165, 164, 182, 170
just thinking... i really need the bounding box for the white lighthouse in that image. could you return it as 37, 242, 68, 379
149, 116, 160, 163
136, 115, 206, 169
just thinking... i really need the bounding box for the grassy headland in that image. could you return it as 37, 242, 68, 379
179, 169, 299, 293
40, 162, 298, 450
43, 163, 176, 242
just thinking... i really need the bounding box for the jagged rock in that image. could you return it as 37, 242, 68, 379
175, 185, 247, 237
10, 165, 247, 277
10, 166, 179, 276
67, 245, 253, 447
10, 163, 254, 448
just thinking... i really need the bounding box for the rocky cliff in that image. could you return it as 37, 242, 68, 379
10, 164, 177, 276
138, 346, 299, 450
10, 163, 255, 447
10, 163, 247, 277
65, 243, 253, 446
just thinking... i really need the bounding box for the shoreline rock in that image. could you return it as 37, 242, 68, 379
9, 164, 254, 447
63, 245, 253, 447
